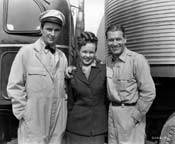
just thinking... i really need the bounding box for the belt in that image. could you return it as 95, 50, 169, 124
111, 101, 136, 107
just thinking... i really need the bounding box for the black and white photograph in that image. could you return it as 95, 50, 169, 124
0, 0, 175, 144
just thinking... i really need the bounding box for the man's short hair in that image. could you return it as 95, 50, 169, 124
105, 24, 126, 38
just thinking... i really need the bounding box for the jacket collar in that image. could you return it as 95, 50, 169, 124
107, 47, 132, 66
113, 47, 128, 63
33, 38, 62, 56
74, 59, 102, 85
33, 38, 44, 53
33, 38, 61, 81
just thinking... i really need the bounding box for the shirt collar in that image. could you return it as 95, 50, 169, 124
39, 38, 56, 54
118, 47, 128, 62
76, 60, 98, 68
79, 60, 97, 68
40, 38, 46, 51
91, 60, 97, 67
107, 47, 129, 66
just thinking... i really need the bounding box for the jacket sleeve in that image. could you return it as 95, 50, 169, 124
104, 65, 109, 111
132, 54, 156, 122
7, 48, 27, 120
67, 78, 75, 111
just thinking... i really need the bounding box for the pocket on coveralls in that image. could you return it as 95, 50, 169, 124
27, 68, 47, 92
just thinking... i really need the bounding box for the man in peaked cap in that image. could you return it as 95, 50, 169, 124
39, 9, 65, 28
7, 9, 68, 144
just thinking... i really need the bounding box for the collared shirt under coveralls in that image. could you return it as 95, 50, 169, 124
106, 48, 156, 144
7, 38, 68, 144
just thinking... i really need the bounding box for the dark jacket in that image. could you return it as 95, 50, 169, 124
66, 61, 108, 136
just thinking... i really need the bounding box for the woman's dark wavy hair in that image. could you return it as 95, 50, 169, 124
77, 31, 98, 51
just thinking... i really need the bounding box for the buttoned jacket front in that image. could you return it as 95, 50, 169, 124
66, 61, 108, 136
106, 48, 156, 144
7, 39, 68, 144
106, 48, 156, 121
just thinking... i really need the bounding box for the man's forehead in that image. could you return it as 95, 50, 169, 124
107, 30, 124, 38
43, 22, 62, 29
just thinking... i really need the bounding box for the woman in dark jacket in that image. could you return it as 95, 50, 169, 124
65, 31, 108, 144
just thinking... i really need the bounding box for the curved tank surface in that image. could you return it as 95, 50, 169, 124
105, 0, 175, 78
105, 0, 175, 143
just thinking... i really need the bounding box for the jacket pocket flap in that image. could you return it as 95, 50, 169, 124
28, 68, 46, 76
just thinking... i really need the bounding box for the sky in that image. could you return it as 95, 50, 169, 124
69, 0, 105, 34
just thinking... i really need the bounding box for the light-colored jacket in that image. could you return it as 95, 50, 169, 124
7, 39, 68, 144
106, 48, 156, 122
106, 48, 156, 144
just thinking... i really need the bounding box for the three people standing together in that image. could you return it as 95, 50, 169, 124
7, 9, 156, 144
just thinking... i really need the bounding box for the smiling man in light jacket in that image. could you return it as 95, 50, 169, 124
7, 9, 68, 144
106, 24, 156, 144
